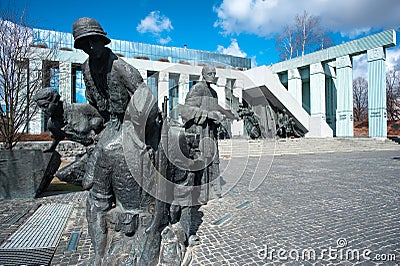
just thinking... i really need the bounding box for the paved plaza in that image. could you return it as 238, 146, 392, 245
0, 140, 399, 265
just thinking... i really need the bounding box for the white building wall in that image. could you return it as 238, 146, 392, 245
59, 62, 72, 103
28, 59, 43, 134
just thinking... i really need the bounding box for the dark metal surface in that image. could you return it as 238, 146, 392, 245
0, 204, 73, 265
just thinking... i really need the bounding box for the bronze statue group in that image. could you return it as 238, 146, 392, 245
34, 17, 227, 266
34, 17, 305, 266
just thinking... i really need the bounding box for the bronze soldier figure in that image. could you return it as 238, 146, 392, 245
72, 17, 162, 265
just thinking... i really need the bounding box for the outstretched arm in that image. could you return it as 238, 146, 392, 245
44, 138, 60, 153
44, 119, 65, 152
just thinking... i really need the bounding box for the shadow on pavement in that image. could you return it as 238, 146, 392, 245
39, 177, 84, 197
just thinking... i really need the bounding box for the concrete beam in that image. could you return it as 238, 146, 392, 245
270, 29, 396, 74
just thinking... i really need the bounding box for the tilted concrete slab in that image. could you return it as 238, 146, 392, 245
243, 66, 334, 137
242, 65, 311, 134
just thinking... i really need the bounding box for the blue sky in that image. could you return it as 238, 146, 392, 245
2, 0, 400, 69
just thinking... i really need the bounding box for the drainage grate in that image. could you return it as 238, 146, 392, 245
213, 213, 233, 226
5, 213, 25, 224
0, 204, 73, 265
0, 247, 55, 265
66, 232, 80, 251
236, 200, 252, 209
228, 189, 239, 196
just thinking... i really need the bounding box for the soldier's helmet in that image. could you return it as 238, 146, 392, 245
72, 17, 111, 49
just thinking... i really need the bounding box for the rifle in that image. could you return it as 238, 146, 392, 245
146, 96, 169, 234
162, 96, 168, 120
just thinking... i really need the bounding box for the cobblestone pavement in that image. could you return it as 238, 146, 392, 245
191, 150, 400, 266
0, 149, 399, 265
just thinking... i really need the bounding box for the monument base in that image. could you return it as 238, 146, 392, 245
0, 150, 61, 199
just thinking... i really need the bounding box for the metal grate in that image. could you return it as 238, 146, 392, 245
66, 232, 80, 251
213, 213, 233, 226
0, 247, 55, 265
0, 204, 73, 265
236, 200, 252, 210
7, 213, 25, 224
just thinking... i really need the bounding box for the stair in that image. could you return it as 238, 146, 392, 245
218, 137, 400, 158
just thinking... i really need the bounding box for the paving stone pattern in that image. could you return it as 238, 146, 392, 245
191, 150, 400, 265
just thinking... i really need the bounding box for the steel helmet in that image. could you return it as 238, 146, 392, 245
72, 17, 111, 49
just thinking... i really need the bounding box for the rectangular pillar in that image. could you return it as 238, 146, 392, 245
215, 77, 227, 109
28, 59, 43, 134
215, 77, 233, 137
336, 55, 354, 137
288, 68, 302, 105
138, 68, 147, 80
310, 63, 326, 118
158, 71, 169, 111
307, 62, 333, 137
231, 79, 243, 137
367, 47, 387, 138
325, 63, 337, 135
178, 73, 189, 105
59, 62, 72, 103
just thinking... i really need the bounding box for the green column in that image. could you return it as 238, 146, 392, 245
367, 47, 387, 138
325, 63, 337, 135
336, 55, 354, 137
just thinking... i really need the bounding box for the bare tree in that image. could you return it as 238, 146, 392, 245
276, 25, 297, 61
386, 69, 400, 121
0, 7, 58, 150
276, 10, 333, 61
353, 77, 368, 122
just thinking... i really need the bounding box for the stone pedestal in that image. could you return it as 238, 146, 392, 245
0, 150, 61, 199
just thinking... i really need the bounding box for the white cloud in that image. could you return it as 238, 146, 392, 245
214, 0, 400, 38
137, 11, 173, 45
251, 56, 258, 68
352, 54, 368, 79
75, 87, 87, 103
217, 39, 247, 57
351, 46, 400, 80
137, 11, 173, 34
386, 46, 400, 71
341, 28, 372, 39
158, 36, 172, 45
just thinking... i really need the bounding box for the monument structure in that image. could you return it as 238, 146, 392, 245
237, 103, 262, 139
